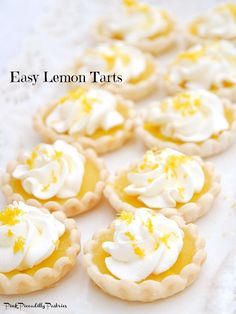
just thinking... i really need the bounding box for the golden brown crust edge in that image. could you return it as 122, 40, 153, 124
104, 157, 221, 223
83, 216, 206, 302
33, 94, 135, 155
0, 209, 80, 295
136, 99, 236, 158
1, 147, 108, 217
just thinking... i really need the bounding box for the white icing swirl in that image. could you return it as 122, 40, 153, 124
168, 41, 236, 91
190, 3, 236, 40
80, 43, 148, 83
102, 208, 184, 282
13, 140, 85, 200
125, 148, 205, 208
46, 88, 124, 136
0, 201, 65, 272
146, 90, 229, 142
101, 0, 172, 42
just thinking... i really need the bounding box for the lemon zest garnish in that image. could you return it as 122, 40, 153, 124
172, 93, 201, 116
53, 150, 63, 160
6, 229, 14, 237
26, 151, 38, 169
164, 154, 190, 178
138, 149, 159, 172
0, 207, 24, 226
118, 211, 134, 224
13, 236, 25, 254
133, 246, 145, 257
125, 231, 135, 241
41, 183, 50, 192
147, 177, 154, 183
159, 233, 172, 249
100, 45, 130, 71
51, 170, 58, 184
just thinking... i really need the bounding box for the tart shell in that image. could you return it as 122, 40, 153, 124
83, 216, 206, 302
104, 157, 221, 223
1, 147, 108, 217
33, 94, 135, 155
0, 209, 80, 295
75, 54, 162, 101
136, 99, 236, 158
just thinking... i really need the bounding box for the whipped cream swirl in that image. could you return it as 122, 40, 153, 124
103, 208, 184, 282
0, 202, 65, 272
80, 43, 149, 83
146, 90, 229, 142
125, 148, 205, 208
13, 140, 85, 200
46, 88, 124, 136
101, 0, 172, 42
168, 41, 236, 91
190, 3, 236, 40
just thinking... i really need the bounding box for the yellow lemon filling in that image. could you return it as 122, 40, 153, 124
144, 106, 234, 145
10, 158, 100, 204
3, 231, 71, 278
112, 165, 211, 209
92, 227, 195, 282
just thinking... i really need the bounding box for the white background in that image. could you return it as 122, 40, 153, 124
0, 1, 235, 314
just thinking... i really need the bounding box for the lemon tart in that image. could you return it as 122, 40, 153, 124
74, 42, 160, 100
0, 201, 80, 295
1, 140, 108, 217
84, 208, 206, 302
165, 41, 236, 101
34, 87, 134, 154
95, 0, 178, 55
104, 148, 220, 223
136, 90, 236, 157
187, 3, 236, 45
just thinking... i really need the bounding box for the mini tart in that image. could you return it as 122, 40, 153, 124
104, 154, 220, 223
164, 42, 236, 102
1, 146, 108, 217
136, 98, 236, 158
84, 215, 206, 302
0, 208, 80, 295
186, 3, 236, 46
33, 89, 135, 155
95, 0, 179, 55
74, 44, 161, 101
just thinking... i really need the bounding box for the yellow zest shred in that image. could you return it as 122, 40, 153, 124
172, 93, 201, 116
13, 236, 25, 254
0, 207, 24, 226
118, 211, 134, 224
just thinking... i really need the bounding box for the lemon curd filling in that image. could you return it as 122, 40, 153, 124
3, 231, 71, 278
92, 227, 195, 282
44, 88, 130, 140
10, 158, 100, 203
112, 160, 211, 210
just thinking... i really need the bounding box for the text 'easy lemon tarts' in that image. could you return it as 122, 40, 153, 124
74, 43, 160, 100
136, 90, 236, 157
165, 41, 236, 101
104, 148, 220, 223
1, 140, 108, 217
0, 201, 80, 295
84, 208, 206, 302
95, 0, 178, 55
34, 87, 134, 154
